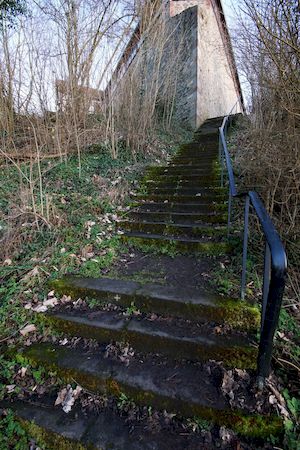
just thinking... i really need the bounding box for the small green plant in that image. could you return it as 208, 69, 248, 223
282, 389, 300, 450
87, 298, 102, 309
186, 417, 212, 433
124, 302, 140, 317
0, 410, 30, 449
117, 392, 134, 411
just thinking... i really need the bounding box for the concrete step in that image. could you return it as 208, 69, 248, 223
45, 310, 256, 367
50, 277, 260, 329
127, 210, 227, 224
174, 153, 218, 159
143, 183, 227, 197
122, 231, 231, 255
171, 158, 218, 165
146, 167, 220, 176
4, 399, 219, 450
146, 181, 220, 189
146, 171, 219, 178
21, 342, 280, 438
133, 194, 227, 203
145, 175, 219, 185
119, 220, 227, 238
148, 164, 218, 171
132, 202, 227, 213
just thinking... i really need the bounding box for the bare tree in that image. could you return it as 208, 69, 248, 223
233, 0, 300, 239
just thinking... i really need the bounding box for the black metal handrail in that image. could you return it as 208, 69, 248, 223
218, 109, 288, 384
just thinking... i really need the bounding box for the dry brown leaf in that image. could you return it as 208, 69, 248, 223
20, 324, 37, 336
33, 305, 48, 313
3, 259, 12, 266
19, 367, 27, 377
43, 298, 58, 308
55, 385, 82, 413
22, 266, 39, 281
6, 385, 16, 393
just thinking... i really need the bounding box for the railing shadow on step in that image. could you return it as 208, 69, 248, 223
218, 105, 288, 386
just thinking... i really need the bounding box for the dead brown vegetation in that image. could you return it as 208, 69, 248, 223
233, 0, 300, 244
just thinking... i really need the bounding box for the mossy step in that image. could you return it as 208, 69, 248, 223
119, 220, 227, 237
134, 202, 227, 213
147, 164, 218, 171
174, 154, 218, 161
20, 343, 282, 438
145, 175, 219, 185
171, 158, 218, 165
168, 160, 216, 167
127, 211, 227, 224
143, 187, 226, 198
134, 194, 227, 203
143, 181, 224, 190
45, 310, 256, 367
176, 149, 218, 156
50, 277, 260, 330
4, 400, 214, 450
146, 167, 220, 176
121, 232, 231, 255
145, 180, 220, 189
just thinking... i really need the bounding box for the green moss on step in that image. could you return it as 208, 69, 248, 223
49, 278, 260, 333
120, 221, 227, 238
121, 235, 232, 256
19, 418, 89, 450
42, 314, 257, 369
23, 344, 282, 439
216, 299, 261, 331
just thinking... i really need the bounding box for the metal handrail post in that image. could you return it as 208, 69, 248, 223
261, 242, 271, 330
241, 195, 250, 300
227, 189, 232, 237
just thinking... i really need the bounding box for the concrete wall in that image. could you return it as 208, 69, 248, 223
169, 6, 198, 128
196, 0, 242, 125
110, 0, 242, 130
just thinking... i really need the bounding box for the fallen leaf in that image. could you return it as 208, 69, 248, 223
55, 387, 67, 406
3, 259, 12, 266
19, 367, 27, 377
22, 266, 39, 281
20, 324, 37, 336
55, 385, 82, 413
6, 385, 16, 393
43, 298, 58, 308
33, 305, 48, 313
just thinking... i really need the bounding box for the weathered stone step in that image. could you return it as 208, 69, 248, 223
148, 164, 217, 171
133, 194, 226, 203
4, 399, 212, 450
145, 184, 225, 193
127, 210, 227, 224
170, 158, 218, 166
146, 167, 219, 176
145, 176, 219, 186
175, 155, 218, 162
134, 202, 227, 213
50, 277, 260, 330
119, 220, 226, 237
146, 172, 218, 179
45, 310, 256, 367
176, 148, 217, 156
20, 343, 281, 438
145, 180, 220, 189
122, 231, 231, 254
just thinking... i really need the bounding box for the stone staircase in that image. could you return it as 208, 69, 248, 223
119, 118, 230, 255
4, 117, 282, 449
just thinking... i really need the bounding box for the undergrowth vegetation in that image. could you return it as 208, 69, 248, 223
0, 130, 183, 341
